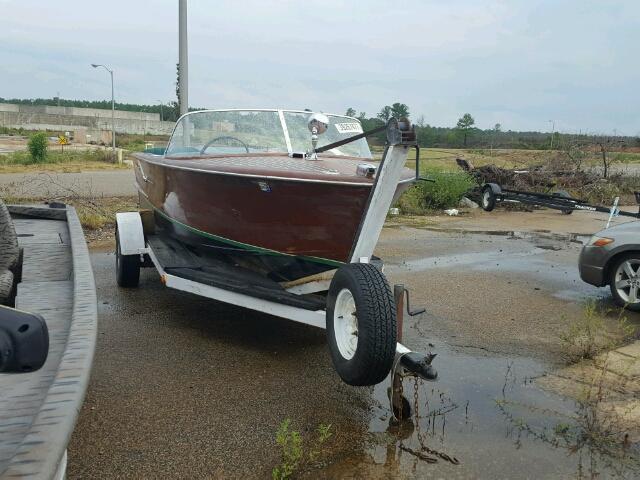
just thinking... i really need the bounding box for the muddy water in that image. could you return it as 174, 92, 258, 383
313, 344, 637, 479
308, 228, 639, 479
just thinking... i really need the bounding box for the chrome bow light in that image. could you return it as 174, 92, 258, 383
307, 112, 330, 160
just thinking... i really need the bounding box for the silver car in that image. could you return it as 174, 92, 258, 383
579, 221, 640, 310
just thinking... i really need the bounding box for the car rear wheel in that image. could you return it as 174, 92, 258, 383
609, 253, 640, 311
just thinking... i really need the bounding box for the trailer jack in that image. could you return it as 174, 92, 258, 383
390, 284, 438, 421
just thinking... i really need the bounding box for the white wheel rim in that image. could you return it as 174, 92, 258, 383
614, 259, 640, 304
482, 190, 491, 207
334, 288, 358, 360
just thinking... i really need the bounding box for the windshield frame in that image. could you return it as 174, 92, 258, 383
166, 109, 372, 159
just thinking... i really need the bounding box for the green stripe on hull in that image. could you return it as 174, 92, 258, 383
151, 205, 345, 268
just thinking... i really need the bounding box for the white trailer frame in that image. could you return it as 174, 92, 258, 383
117, 211, 415, 357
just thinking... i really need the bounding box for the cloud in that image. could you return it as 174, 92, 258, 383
0, 0, 638, 133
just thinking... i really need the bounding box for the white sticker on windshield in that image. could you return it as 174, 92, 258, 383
334, 122, 363, 134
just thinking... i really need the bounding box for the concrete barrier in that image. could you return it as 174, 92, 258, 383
0, 103, 175, 138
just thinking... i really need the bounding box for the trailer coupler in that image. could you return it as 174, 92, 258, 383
399, 351, 437, 380
389, 347, 438, 421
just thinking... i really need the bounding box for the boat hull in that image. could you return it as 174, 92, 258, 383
134, 154, 412, 279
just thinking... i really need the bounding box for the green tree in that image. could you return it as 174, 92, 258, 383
175, 63, 181, 117
28, 132, 48, 163
456, 113, 475, 147
377, 106, 392, 121
494, 123, 501, 132
390, 102, 410, 119
345, 107, 356, 117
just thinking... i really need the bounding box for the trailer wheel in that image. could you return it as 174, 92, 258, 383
0, 269, 13, 304
115, 228, 140, 288
554, 190, 573, 215
481, 186, 496, 212
608, 253, 640, 312
0, 199, 19, 271
326, 263, 396, 386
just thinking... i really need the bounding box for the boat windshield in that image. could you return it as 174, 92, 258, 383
282, 112, 371, 158
165, 110, 372, 159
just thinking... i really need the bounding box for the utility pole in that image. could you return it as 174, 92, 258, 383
157, 100, 164, 121
548, 119, 555, 150
179, 0, 188, 117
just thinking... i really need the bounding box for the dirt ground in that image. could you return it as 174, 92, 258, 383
391, 205, 638, 236
67, 209, 640, 479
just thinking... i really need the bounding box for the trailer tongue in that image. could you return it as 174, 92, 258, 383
480, 182, 640, 226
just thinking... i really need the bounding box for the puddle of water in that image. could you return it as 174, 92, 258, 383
394, 247, 546, 272
388, 235, 600, 303
315, 344, 639, 479
419, 226, 591, 247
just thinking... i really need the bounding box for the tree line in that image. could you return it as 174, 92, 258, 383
345, 103, 639, 150
2, 97, 637, 149
0, 96, 191, 122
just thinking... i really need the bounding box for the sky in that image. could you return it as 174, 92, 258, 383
0, 0, 638, 134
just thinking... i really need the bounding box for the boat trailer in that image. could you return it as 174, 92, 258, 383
480, 182, 640, 223
116, 117, 437, 416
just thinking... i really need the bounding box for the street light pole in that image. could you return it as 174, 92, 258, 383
91, 63, 116, 159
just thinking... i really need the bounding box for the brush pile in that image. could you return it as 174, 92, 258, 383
455, 158, 599, 191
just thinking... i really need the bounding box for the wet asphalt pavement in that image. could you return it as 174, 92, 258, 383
68, 225, 639, 479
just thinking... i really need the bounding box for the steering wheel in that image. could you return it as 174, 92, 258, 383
200, 136, 250, 154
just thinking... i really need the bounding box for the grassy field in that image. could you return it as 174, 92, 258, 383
0, 149, 130, 173
3, 195, 139, 248
370, 146, 640, 214
115, 133, 169, 151
371, 146, 640, 172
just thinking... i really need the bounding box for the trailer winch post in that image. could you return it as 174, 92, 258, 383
394, 284, 405, 343
391, 284, 407, 419
606, 196, 620, 229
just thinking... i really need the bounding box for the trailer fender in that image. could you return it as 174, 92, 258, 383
484, 183, 502, 195
553, 190, 574, 215
115, 212, 147, 256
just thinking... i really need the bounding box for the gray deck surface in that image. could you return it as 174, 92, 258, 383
0, 207, 97, 479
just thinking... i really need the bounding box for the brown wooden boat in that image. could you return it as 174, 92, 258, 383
133, 109, 414, 281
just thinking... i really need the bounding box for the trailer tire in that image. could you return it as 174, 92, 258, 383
0, 199, 19, 271
481, 186, 496, 212
0, 269, 13, 304
326, 263, 396, 386
554, 190, 573, 215
116, 228, 140, 288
